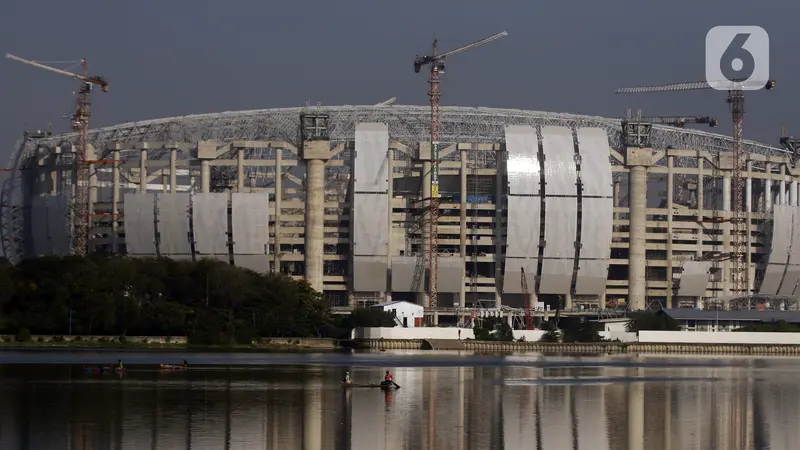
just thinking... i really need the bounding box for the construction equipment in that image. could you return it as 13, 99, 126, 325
6, 53, 109, 256
413, 30, 507, 314
615, 79, 775, 297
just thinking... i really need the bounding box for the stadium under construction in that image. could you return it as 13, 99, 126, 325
3, 105, 800, 322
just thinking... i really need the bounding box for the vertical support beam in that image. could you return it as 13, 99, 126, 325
459, 148, 468, 307
300, 137, 334, 295
88, 158, 97, 253
112, 149, 120, 253
765, 163, 772, 212
790, 180, 797, 207
494, 146, 504, 308
386, 149, 394, 303
169, 148, 177, 193
626, 148, 652, 311
200, 160, 210, 193
274, 149, 283, 274
139, 149, 148, 192
419, 148, 432, 309
666, 155, 674, 308
722, 173, 731, 297
746, 161, 754, 293
236, 148, 245, 193
305, 159, 325, 293
696, 154, 705, 308
779, 165, 786, 205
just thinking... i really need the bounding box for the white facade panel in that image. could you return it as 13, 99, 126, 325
123, 193, 157, 255
502, 258, 537, 294
353, 256, 388, 292
576, 127, 613, 197
391, 256, 425, 292
231, 193, 269, 255
759, 264, 784, 295
192, 193, 229, 255
354, 123, 389, 193
575, 197, 612, 294
352, 193, 388, 257
543, 197, 577, 259
769, 205, 792, 264
505, 196, 541, 258
505, 125, 540, 196
156, 193, 191, 256
541, 126, 577, 196
789, 206, 800, 266
539, 259, 574, 294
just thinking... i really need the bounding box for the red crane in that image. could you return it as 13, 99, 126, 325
413, 31, 507, 313
615, 79, 775, 296
6, 53, 109, 256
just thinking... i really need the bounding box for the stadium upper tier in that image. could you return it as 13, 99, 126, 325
9, 105, 789, 166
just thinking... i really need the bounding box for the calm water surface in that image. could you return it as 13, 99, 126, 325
0, 349, 798, 450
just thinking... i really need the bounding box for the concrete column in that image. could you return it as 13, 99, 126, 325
304, 159, 325, 292
236, 148, 245, 192
746, 162, 754, 293
161, 173, 168, 192
418, 155, 432, 308
139, 149, 147, 192
494, 147, 504, 307
765, 164, 772, 212
666, 156, 674, 308
722, 173, 732, 297
790, 181, 797, 207
459, 148, 468, 307
112, 150, 120, 253
795, 181, 800, 207
779, 166, 786, 205
169, 149, 177, 193
722, 175, 731, 211
386, 149, 394, 303
628, 164, 648, 311
274, 149, 282, 273
200, 160, 210, 193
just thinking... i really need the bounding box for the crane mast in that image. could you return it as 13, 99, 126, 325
616, 79, 775, 300
6, 53, 109, 256
414, 31, 506, 316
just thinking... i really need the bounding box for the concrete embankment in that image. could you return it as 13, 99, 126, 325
354, 339, 800, 355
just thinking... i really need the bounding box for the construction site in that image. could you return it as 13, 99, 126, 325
3, 34, 800, 324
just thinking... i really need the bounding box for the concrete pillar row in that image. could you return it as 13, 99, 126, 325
625, 148, 654, 311
139, 149, 147, 192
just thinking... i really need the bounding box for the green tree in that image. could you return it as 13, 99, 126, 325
626, 311, 681, 332
473, 317, 514, 341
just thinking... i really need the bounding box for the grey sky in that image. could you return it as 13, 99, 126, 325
1, 0, 798, 163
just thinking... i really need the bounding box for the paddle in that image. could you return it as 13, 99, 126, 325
392, 381, 401, 389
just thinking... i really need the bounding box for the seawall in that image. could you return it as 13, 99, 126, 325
354, 339, 800, 354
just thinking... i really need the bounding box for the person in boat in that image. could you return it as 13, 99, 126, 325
183, 360, 189, 369
343, 371, 352, 384
381, 370, 393, 386
116, 360, 124, 371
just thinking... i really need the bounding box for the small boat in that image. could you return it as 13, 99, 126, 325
341, 382, 400, 389
159, 364, 187, 370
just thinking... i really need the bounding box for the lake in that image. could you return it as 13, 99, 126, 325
0, 349, 798, 449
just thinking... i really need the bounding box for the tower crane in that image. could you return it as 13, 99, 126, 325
5, 53, 109, 256
615, 78, 775, 297
520, 267, 533, 330
413, 31, 507, 315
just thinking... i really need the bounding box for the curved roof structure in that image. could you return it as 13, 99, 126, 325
1, 105, 790, 262
11, 104, 790, 163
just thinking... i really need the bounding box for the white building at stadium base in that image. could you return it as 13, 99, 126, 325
3, 105, 800, 321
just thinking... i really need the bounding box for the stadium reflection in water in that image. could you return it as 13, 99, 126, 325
0, 356, 797, 450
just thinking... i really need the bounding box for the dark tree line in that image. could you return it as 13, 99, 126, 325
0, 255, 331, 345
